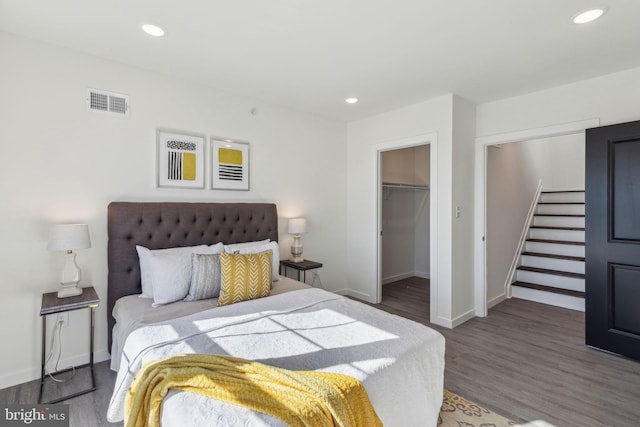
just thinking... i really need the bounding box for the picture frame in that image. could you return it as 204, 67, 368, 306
156, 128, 205, 189
211, 138, 250, 190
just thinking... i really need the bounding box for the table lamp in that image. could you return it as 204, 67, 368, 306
47, 224, 91, 298
287, 218, 307, 262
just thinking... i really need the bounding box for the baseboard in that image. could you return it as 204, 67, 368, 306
487, 292, 506, 309
414, 270, 430, 279
382, 270, 430, 284
0, 349, 110, 390
452, 308, 476, 327
333, 288, 376, 304
432, 307, 477, 329
432, 316, 453, 328
382, 271, 414, 285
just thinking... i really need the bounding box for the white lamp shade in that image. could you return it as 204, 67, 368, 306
287, 218, 307, 234
47, 224, 91, 251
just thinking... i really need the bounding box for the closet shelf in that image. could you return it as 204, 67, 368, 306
382, 182, 429, 191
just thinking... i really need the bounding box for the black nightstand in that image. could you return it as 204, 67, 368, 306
39, 286, 100, 404
280, 259, 323, 283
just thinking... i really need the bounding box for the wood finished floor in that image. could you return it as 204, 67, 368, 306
375, 277, 640, 427
1, 277, 638, 426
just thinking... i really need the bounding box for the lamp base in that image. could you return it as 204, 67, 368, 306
58, 284, 83, 298
290, 234, 303, 263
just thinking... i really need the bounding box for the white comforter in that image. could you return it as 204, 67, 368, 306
110, 276, 309, 371
107, 288, 445, 427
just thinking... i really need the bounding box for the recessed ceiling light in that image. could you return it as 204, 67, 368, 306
141, 24, 166, 37
572, 8, 606, 24
345, 97, 359, 104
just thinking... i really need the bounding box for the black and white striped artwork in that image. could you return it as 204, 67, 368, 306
167, 151, 183, 180
166, 140, 196, 181
218, 163, 243, 181
157, 129, 204, 189
212, 139, 250, 190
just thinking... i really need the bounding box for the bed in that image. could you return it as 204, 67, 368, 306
105, 201, 445, 426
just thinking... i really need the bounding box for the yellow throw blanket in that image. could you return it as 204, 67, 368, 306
125, 353, 383, 427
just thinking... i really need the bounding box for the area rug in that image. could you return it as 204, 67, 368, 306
439, 389, 518, 427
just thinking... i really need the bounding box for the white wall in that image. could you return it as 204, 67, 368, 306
485, 143, 539, 305
347, 94, 462, 326
477, 67, 640, 136
0, 32, 347, 388
521, 134, 585, 190
450, 95, 476, 321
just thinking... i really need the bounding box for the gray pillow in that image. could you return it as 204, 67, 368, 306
185, 254, 221, 301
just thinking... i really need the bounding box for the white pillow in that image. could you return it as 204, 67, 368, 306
223, 239, 270, 254
149, 243, 224, 306
148, 252, 194, 306
228, 241, 280, 282
136, 243, 224, 299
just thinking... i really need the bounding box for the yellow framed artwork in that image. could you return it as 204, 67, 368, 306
156, 129, 205, 189
211, 138, 250, 190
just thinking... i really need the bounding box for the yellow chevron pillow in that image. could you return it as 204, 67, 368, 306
218, 251, 272, 306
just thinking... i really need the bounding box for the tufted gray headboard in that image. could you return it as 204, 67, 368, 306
107, 201, 279, 350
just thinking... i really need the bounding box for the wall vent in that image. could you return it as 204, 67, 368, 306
86, 88, 129, 117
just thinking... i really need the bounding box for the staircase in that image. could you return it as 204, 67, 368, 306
511, 189, 585, 311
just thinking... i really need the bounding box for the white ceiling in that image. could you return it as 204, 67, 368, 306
2, 0, 640, 122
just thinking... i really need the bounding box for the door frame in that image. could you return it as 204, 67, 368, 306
473, 118, 600, 317
374, 132, 438, 320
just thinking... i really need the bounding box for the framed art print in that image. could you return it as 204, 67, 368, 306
157, 129, 205, 189
211, 138, 250, 190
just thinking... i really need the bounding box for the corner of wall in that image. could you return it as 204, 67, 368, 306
450, 95, 477, 322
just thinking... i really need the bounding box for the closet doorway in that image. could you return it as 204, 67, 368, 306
379, 144, 431, 321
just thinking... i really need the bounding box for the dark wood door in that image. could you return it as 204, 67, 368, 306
586, 120, 640, 361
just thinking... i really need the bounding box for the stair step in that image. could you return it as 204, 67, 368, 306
516, 266, 585, 291
530, 226, 585, 231
539, 191, 585, 204
536, 204, 585, 215
512, 281, 585, 298
537, 202, 584, 205
516, 266, 585, 279
522, 252, 585, 262
516, 189, 587, 310
535, 214, 585, 217
529, 227, 584, 242
521, 252, 585, 274
527, 238, 584, 246
511, 283, 585, 311
533, 216, 585, 228
524, 238, 584, 257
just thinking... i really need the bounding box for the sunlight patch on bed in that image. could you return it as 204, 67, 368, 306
320, 357, 397, 381
204, 309, 398, 360
214, 326, 324, 359
272, 308, 399, 349
189, 312, 272, 331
